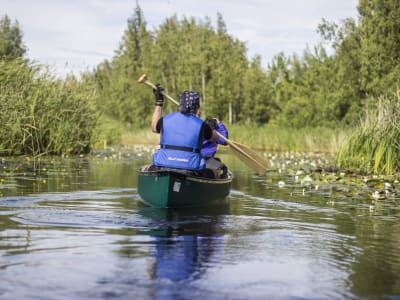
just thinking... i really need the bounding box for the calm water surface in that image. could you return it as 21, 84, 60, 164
0, 151, 400, 300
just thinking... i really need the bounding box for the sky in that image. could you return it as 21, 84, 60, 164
1, 0, 359, 78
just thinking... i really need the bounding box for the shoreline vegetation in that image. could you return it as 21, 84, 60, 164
120, 125, 349, 154
0, 59, 97, 157
337, 91, 400, 175
2, 0, 400, 176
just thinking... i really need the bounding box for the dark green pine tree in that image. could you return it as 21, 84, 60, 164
94, 3, 154, 128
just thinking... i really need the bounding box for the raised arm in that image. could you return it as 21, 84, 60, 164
151, 84, 164, 133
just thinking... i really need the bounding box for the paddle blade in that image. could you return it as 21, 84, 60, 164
215, 131, 267, 174
228, 142, 268, 175
233, 142, 268, 169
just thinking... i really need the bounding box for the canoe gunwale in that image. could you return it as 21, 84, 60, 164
138, 168, 233, 184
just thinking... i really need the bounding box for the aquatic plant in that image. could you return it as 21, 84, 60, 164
337, 90, 400, 174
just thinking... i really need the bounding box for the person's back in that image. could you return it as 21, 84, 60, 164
153, 111, 205, 170
151, 88, 212, 171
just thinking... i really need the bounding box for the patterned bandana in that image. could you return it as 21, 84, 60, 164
179, 90, 200, 114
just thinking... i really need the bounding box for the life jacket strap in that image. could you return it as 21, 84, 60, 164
161, 144, 200, 153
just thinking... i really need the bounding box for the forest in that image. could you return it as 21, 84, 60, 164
1, 0, 400, 173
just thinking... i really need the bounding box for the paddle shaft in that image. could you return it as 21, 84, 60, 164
138, 74, 179, 106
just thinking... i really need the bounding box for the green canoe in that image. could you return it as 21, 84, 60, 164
137, 168, 233, 208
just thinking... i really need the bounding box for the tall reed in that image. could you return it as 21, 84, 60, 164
0, 59, 97, 156
337, 91, 400, 174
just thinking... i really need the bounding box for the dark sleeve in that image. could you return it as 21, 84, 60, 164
201, 122, 213, 140
156, 117, 163, 133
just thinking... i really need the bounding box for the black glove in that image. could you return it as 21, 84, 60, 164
205, 118, 219, 130
153, 84, 164, 107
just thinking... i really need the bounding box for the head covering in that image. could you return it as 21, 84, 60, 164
179, 90, 200, 114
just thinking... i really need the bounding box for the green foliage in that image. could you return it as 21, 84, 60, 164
0, 15, 26, 60
93, 5, 154, 129
358, 0, 400, 95
91, 115, 123, 148
91, 3, 364, 130
240, 56, 276, 124
337, 91, 400, 174
0, 59, 97, 156
92, 6, 252, 127
267, 46, 352, 127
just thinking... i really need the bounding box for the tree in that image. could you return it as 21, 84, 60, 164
94, 3, 154, 128
358, 0, 400, 95
318, 17, 363, 126
241, 56, 275, 124
0, 15, 26, 60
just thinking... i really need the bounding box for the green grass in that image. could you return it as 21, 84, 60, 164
227, 125, 348, 153
118, 124, 349, 153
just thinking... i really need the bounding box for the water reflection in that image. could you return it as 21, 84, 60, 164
1, 154, 400, 299
140, 206, 227, 282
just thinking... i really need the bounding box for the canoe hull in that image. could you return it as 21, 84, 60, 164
138, 169, 232, 208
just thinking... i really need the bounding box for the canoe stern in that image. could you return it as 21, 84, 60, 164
137, 169, 232, 208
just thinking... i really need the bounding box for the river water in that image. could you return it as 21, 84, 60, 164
0, 150, 400, 300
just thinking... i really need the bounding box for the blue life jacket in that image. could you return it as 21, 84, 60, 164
153, 112, 206, 170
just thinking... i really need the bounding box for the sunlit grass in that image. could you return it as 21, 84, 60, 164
121, 129, 158, 146
118, 124, 349, 153
228, 124, 349, 153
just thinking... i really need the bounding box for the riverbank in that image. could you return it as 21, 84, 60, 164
119, 125, 350, 153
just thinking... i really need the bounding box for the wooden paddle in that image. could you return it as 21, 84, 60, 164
138, 74, 268, 174
138, 74, 179, 106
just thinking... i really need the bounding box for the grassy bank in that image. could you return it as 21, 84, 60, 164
0, 59, 97, 156
119, 124, 349, 153
227, 125, 348, 153
337, 91, 400, 174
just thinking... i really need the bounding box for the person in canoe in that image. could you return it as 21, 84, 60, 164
202, 118, 228, 157
146, 84, 227, 178
201, 117, 229, 178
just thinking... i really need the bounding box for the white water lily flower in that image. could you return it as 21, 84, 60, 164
301, 175, 313, 186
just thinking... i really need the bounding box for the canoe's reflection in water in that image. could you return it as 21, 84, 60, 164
138, 204, 229, 284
